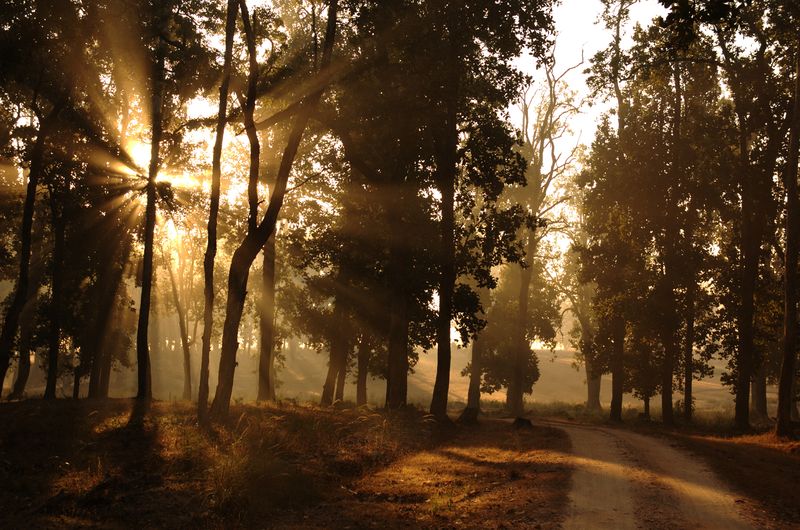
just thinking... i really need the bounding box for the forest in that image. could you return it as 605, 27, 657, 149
1, 0, 799, 528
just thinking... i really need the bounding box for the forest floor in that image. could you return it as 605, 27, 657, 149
0, 399, 571, 529
1, 399, 798, 529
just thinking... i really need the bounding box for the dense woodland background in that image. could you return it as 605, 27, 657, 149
0, 0, 799, 438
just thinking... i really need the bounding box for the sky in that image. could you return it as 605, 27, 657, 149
518, 0, 668, 150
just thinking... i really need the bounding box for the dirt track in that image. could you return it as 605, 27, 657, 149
550, 420, 755, 530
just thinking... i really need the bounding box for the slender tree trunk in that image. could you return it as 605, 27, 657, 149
610, 311, 625, 422
751, 367, 768, 419
0, 107, 57, 394
684, 281, 695, 422
385, 283, 409, 409
88, 236, 131, 398
356, 336, 369, 406
322, 296, 347, 406
167, 257, 192, 400
99, 339, 113, 398
661, 333, 676, 425
385, 192, 411, 409
136, 39, 165, 402
430, 49, 458, 420
210, 0, 339, 420
257, 234, 277, 401
72, 367, 81, 399
458, 337, 482, 423
335, 354, 346, 402
661, 61, 685, 427
199, 0, 237, 420
586, 359, 602, 411
44, 196, 65, 400
777, 35, 800, 437
240, 0, 261, 236
735, 173, 758, 430
509, 237, 536, 417
643, 396, 650, 419
9, 262, 42, 399
9, 312, 34, 400
577, 313, 601, 411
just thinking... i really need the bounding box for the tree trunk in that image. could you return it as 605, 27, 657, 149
335, 355, 346, 402
643, 396, 650, 419
430, 45, 458, 420
734, 127, 758, 431
385, 283, 409, 409
199, 0, 237, 420
44, 195, 66, 400
0, 107, 57, 394
99, 338, 113, 398
209, 0, 338, 421
684, 281, 695, 422
136, 39, 165, 403
322, 296, 347, 406
356, 336, 369, 407
72, 368, 81, 399
458, 338, 482, 423
9, 267, 42, 399
751, 366, 768, 420
509, 236, 536, 417
167, 256, 192, 400
610, 311, 625, 422
257, 234, 276, 401
385, 193, 412, 410
777, 34, 800, 438
88, 235, 131, 398
661, 333, 675, 425
586, 359, 602, 411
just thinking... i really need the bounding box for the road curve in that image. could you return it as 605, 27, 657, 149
547, 420, 754, 530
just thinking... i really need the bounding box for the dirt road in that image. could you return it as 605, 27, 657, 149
550, 420, 755, 530
275, 418, 762, 529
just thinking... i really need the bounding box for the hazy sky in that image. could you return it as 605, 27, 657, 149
518, 0, 668, 149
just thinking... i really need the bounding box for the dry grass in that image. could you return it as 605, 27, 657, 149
0, 399, 436, 528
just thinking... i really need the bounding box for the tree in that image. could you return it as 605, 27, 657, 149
209, 0, 339, 420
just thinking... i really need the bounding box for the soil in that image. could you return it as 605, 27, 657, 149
274, 419, 573, 529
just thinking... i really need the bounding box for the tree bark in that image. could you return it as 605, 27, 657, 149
610, 311, 625, 422
72, 366, 81, 399
335, 355, 346, 402
257, 234, 277, 401
429, 32, 459, 419
88, 235, 131, 398
586, 359, 602, 411
166, 255, 192, 400
0, 106, 58, 394
44, 193, 66, 399
356, 335, 369, 406
322, 295, 348, 406
9, 252, 44, 400
199, 0, 237, 420
777, 34, 800, 438
209, 0, 338, 420
136, 36, 165, 402
509, 236, 536, 417
683, 281, 695, 422
751, 366, 768, 419
385, 277, 409, 409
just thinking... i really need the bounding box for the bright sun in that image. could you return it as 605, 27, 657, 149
127, 140, 152, 171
